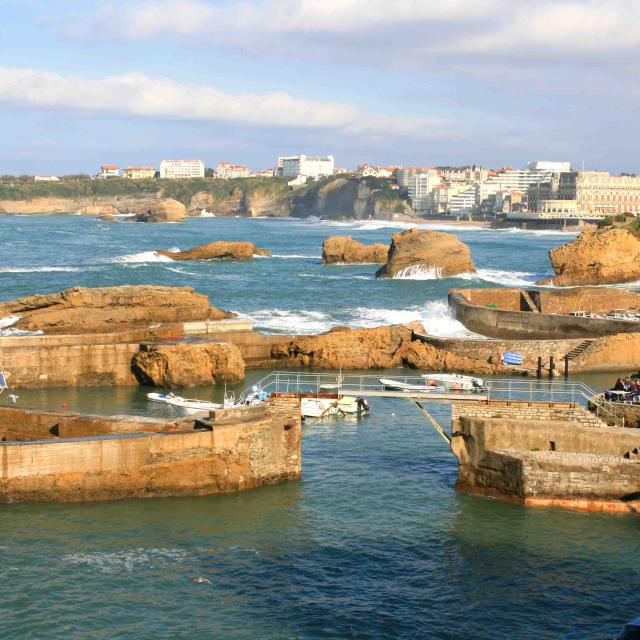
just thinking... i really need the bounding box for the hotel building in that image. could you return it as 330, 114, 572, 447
122, 167, 156, 179
159, 160, 205, 179
278, 155, 334, 179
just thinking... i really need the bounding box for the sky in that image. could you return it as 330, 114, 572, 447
0, 0, 639, 175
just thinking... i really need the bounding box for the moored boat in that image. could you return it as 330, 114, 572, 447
147, 386, 268, 416
421, 373, 485, 392
379, 378, 444, 392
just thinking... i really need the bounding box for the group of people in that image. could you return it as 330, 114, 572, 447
606, 377, 640, 402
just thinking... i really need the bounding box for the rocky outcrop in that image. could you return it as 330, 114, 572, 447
131, 341, 245, 387
158, 241, 271, 261
540, 228, 640, 286
270, 322, 516, 374
0, 285, 233, 334
271, 323, 422, 369
376, 229, 475, 278
0, 195, 159, 215
291, 176, 409, 219
322, 236, 388, 264
134, 198, 186, 223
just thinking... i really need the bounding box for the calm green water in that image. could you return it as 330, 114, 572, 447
0, 215, 638, 638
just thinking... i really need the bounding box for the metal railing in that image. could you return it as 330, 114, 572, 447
242, 370, 600, 405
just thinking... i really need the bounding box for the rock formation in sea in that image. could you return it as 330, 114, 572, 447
134, 198, 186, 223
375, 229, 475, 279
322, 236, 388, 264
271, 323, 516, 374
0, 285, 233, 334
157, 241, 271, 261
539, 227, 640, 286
131, 341, 245, 387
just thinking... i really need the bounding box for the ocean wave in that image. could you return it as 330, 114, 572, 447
198, 210, 216, 217
500, 226, 579, 237
346, 300, 484, 338
299, 272, 374, 280
242, 309, 334, 334
458, 268, 543, 287
0, 266, 81, 273
166, 266, 198, 275
392, 265, 443, 280
105, 250, 174, 264
0, 315, 43, 337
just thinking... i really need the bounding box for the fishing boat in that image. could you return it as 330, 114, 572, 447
379, 378, 444, 392
300, 383, 369, 419
421, 373, 485, 392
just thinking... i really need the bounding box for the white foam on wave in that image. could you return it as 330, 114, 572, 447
0, 315, 43, 337
0, 266, 81, 273
392, 264, 443, 280
346, 300, 484, 338
107, 250, 174, 264
500, 226, 579, 236
198, 209, 216, 217
458, 268, 542, 287
63, 548, 189, 573
243, 309, 334, 334
166, 266, 198, 275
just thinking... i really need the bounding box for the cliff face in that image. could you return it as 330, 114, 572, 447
376, 228, 475, 278
322, 236, 388, 264
0, 195, 159, 215
541, 228, 640, 286
291, 177, 408, 219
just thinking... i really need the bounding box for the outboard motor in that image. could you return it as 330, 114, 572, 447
356, 398, 370, 415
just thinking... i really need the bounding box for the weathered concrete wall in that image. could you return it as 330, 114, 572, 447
0, 395, 301, 503
451, 403, 640, 513
450, 289, 640, 339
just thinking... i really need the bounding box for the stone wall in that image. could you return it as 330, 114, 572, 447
450, 288, 640, 339
0, 395, 301, 503
451, 403, 640, 512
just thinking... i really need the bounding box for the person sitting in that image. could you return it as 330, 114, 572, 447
613, 378, 626, 391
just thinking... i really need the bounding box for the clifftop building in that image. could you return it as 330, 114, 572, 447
278, 154, 334, 179
122, 167, 155, 179
159, 160, 205, 179
214, 161, 251, 179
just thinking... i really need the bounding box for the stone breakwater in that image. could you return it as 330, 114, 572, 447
450, 400, 640, 513
0, 395, 301, 503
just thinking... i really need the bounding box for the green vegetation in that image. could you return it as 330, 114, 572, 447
0, 176, 290, 207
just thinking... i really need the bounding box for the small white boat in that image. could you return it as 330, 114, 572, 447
301, 395, 369, 419
422, 373, 485, 392
148, 386, 268, 416
380, 378, 444, 393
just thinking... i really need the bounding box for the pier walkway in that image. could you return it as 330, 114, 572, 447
243, 371, 622, 437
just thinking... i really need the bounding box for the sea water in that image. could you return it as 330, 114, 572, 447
0, 215, 638, 639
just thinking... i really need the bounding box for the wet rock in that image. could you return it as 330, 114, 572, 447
134, 198, 186, 223
322, 236, 388, 264
157, 241, 271, 261
376, 228, 475, 279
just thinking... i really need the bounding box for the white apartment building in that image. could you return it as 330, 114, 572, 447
527, 161, 571, 173
214, 161, 251, 179
408, 172, 441, 212
159, 159, 205, 179
34, 175, 60, 182
449, 187, 477, 218
278, 154, 334, 179
122, 167, 155, 179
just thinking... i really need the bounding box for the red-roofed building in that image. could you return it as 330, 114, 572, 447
214, 161, 251, 179
100, 165, 119, 178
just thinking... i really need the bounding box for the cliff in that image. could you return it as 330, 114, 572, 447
158, 241, 270, 261
540, 227, 640, 286
291, 176, 409, 219
0, 285, 233, 334
376, 229, 475, 278
322, 236, 388, 264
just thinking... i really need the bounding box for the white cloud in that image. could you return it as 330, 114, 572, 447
0, 65, 449, 137
70, 0, 640, 62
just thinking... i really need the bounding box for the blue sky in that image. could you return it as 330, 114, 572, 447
0, 0, 638, 174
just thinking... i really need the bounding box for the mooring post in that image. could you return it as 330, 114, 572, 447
564, 355, 569, 379
549, 356, 555, 378
537, 357, 542, 378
